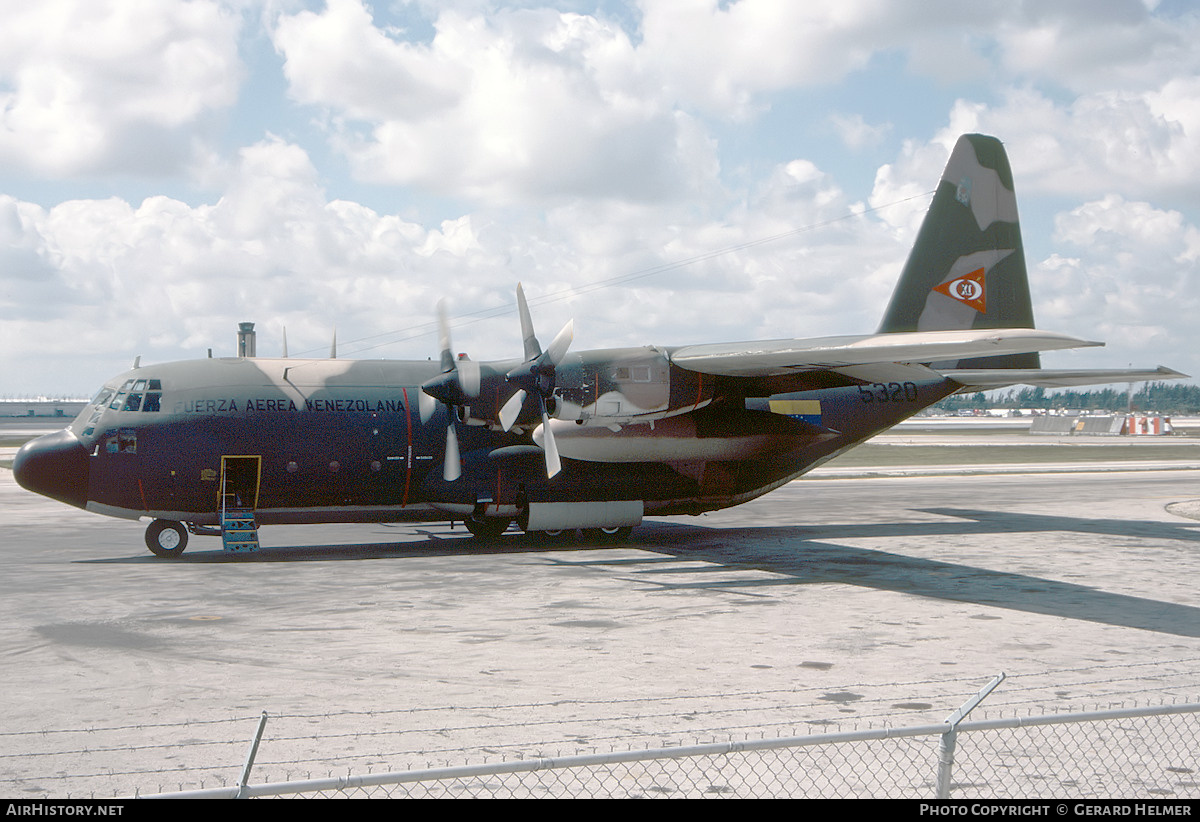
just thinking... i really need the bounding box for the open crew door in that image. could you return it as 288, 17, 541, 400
220, 456, 261, 553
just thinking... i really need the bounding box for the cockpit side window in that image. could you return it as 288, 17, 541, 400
140, 379, 162, 411
101, 378, 163, 412
104, 429, 137, 454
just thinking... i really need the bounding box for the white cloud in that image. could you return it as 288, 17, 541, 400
2, 1, 1198, 392
0, 0, 243, 178
995, 1, 1199, 94
830, 114, 892, 150
272, 0, 706, 204
635, 0, 894, 117
1035, 195, 1198, 369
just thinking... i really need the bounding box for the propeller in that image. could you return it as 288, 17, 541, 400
419, 301, 481, 482
498, 284, 573, 478
420, 287, 573, 481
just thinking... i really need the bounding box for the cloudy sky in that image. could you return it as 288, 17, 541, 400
2, 0, 1197, 397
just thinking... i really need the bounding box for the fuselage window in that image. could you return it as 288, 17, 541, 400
611, 365, 653, 382
104, 429, 138, 454
124, 393, 143, 412
109, 393, 126, 411
142, 393, 161, 412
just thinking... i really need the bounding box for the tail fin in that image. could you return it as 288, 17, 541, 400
877, 134, 1038, 369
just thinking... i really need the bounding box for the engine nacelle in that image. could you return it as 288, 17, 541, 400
534, 414, 798, 463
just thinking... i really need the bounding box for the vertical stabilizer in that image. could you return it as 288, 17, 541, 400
878, 134, 1038, 369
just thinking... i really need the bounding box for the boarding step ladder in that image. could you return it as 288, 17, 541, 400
221, 492, 260, 553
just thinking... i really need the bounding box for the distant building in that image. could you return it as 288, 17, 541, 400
1030, 414, 1174, 436
0, 400, 87, 418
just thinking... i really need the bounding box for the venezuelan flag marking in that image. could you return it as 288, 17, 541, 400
768, 400, 822, 424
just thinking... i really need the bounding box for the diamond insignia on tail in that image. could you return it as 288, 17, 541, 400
933, 267, 987, 313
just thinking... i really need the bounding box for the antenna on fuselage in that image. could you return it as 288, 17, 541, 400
330, 328, 337, 359
282, 326, 289, 359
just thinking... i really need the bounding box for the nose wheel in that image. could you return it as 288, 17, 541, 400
145, 519, 188, 558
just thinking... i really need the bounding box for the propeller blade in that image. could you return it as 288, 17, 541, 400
443, 422, 461, 482
418, 390, 437, 424
539, 397, 561, 478
456, 357, 481, 398
543, 319, 574, 366
498, 388, 527, 432
516, 283, 542, 362
436, 300, 455, 374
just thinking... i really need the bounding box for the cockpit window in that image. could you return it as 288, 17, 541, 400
100, 378, 162, 411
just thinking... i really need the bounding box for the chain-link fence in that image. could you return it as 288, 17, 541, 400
139, 702, 1198, 799
5, 670, 1197, 799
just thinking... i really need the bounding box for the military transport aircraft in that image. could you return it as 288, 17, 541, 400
13, 134, 1186, 557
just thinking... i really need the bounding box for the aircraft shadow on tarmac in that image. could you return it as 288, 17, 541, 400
557, 509, 1200, 639
81, 526, 588, 564
83, 508, 1200, 638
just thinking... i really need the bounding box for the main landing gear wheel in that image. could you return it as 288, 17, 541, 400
145, 519, 188, 558
465, 518, 511, 542
521, 528, 573, 545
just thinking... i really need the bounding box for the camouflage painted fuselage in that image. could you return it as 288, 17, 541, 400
36, 351, 955, 527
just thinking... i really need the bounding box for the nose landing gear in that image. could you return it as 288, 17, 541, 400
145, 519, 188, 558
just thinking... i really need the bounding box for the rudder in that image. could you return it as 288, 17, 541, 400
877, 134, 1038, 369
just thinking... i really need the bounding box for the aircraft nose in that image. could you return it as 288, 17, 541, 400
12, 429, 90, 510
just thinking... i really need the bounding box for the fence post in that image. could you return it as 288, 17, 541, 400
235, 711, 269, 799
936, 673, 1005, 799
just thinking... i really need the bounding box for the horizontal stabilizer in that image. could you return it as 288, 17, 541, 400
942, 365, 1189, 390
671, 328, 1100, 378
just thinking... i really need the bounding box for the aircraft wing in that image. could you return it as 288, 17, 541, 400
669, 328, 1100, 377
941, 365, 1189, 390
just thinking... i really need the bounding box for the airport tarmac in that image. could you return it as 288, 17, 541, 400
2, 438, 1200, 797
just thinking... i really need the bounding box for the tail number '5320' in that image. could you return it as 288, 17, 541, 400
858, 382, 919, 403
